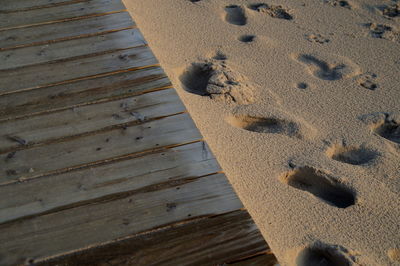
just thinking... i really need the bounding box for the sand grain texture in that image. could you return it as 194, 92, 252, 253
123, 0, 400, 265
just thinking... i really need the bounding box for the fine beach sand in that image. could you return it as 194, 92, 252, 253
123, 0, 400, 265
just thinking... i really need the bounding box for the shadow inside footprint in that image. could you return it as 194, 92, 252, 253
238, 34, 256, 43
248, 3, 293, 20
227, 115, 301, 138
297, 54, 345, 80
326, 144, 378, 165
373, 118, 400, 144
180, 63, 212, 96
297, 245, 351, 266
225, 5, 247, 26
280, 166, 355, 208
180, 60, 254, 104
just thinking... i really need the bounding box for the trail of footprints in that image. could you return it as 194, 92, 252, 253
180, 1, 398, 264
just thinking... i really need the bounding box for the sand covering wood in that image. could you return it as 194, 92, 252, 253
123, 0, 400, 265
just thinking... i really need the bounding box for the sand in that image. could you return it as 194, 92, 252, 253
123, 0, 400, 265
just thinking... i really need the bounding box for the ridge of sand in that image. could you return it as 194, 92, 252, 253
123, 0, 400, 265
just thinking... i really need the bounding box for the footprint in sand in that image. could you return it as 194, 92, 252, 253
381, 3, 400, 18
295, 54, 358, 81
248, 3, 293, 20
180, 56, 254, 104
280, 166, 355, 208
305, 33, 330, 44
364, 23, 399, 43
238, 34, 256, 43
372, 115, 400, 144
296, 82, 309, 89
356, 72, 378, 90
296, 243, 353, 266
326, 143, 379, 165
322, 0, 352, 9
225, 5, 247, 26
226, 115, 302, 138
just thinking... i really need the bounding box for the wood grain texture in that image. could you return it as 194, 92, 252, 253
36, 210, 268, 266
0, 45, 158, 95
230, 253, 278, 266
0, 0, 126, 31
1, 113, 201, 184
0, 89, 184, 152
0, 1, 274, 265
0, 66, 170, 121
0, 174, 243, 266
0, 28, 144, 70
0, 142, 220, 223
0, 12, 135, 50
0, 0, 88, 13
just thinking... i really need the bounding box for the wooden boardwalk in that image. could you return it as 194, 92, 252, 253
0, 0, 277, 265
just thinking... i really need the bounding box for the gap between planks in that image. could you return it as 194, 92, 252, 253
0, 12, 135, 51
0, 171, 222, 226
0, 88, 181, 152
0, 28, 146, 72
0, 0, 127, 31
0, 0, 90, 13
0, 25, 137, 51
0, 10, 128, 32
0, 53, 160, 97
35, 209, 269, 266
0, 139, 205, 187
0, 173, 244, 265
0, 84, 173, 123
0, 141, 221, 223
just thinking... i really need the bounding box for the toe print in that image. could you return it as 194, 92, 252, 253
356, 73, 378, 90
305, 33, 330, 44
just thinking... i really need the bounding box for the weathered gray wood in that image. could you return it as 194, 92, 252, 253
0, 174, 243, 266
0, 28, 144, 70
0, 12, 135, 50
37, 210, 268, 266
231, 253, 278, 266
0, 66, 170, 121
0, 89, 184, 152
0, 142, 220, 223
1, 113, 201, 183
0, 45, 158, 95
0, 0, 87, 12
0, 0, 126, 31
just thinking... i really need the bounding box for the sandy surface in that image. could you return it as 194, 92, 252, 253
123, 0, 400, 265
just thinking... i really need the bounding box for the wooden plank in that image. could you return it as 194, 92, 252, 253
230, 253, 278, 266
0, 66, 171, 121
0, 12, 135, 50
36, 210, 268, 266
0, 0, 126, 31
0, 89, 184, 152
0, 0, 87, 13
1, 113, 201, 184
0, 45, 158, 95
0, 142, 220, 223
0, 174, 243, 266
0, 28, 144, 71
